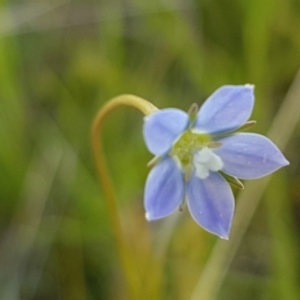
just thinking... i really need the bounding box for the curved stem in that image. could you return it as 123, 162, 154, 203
91, 94, 158, 300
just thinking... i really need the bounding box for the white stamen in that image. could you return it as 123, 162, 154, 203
193, 147, 224, 179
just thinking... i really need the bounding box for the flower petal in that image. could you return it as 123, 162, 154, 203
143, 108, 189, 156
214, 133, 289, 179
194, 85, 254, 134
144, 156, 184, 220
186, 171, 234, 239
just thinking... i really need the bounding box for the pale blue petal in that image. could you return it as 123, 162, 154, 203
143, 109, 190, 156
144, 156, 184, 220
194, 85, 254, 134
214, 133, 289, 179
186, 171, 234, 239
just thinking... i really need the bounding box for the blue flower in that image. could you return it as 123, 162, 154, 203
143, 85, 289, 239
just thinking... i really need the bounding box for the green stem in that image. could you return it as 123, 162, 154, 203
91, 94, 158, 300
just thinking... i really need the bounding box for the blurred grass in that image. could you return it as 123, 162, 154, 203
0, 0, 299, 299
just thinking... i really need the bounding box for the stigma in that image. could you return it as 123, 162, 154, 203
193, 147, 224, 179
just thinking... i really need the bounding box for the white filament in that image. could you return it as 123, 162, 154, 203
193, 147, 224, 179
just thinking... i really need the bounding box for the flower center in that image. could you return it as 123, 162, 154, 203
193, 147, 224, 179
170, 130, 223, 179
171, 130, 210, 166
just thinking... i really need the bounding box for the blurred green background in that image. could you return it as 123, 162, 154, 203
0, 0, 299, 299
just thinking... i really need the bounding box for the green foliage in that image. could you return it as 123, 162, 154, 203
0, 0, 299, 299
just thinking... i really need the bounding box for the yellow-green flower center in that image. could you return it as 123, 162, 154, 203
171, 130, 210, 167
170, 130, 223, 180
